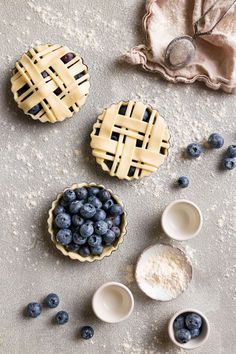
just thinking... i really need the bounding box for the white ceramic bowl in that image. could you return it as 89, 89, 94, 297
135, 244, 192, 301
161, 199, 203, 241
92, 282, 134, 323
168, 308, 210, 350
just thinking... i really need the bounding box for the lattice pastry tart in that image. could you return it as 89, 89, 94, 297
11, 44, 90, 123
90, 100, 170, 180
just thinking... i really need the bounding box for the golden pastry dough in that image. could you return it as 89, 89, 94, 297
90, 100, 170, 180
11, 44, 90, 123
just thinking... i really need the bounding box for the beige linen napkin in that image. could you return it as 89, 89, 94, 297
124, 0, 236, 93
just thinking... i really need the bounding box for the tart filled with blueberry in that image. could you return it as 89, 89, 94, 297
48, 183, 127, 261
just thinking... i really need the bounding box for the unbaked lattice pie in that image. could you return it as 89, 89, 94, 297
11, 44, 90, 123
90, 100, 170, 180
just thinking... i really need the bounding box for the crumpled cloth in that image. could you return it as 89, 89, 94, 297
123, 0, 236, 93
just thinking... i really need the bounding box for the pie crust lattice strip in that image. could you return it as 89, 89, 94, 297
90, 100, 170, 180
11, 44, 90, 123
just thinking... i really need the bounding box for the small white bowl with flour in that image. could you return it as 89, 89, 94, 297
135, 244, 192, 301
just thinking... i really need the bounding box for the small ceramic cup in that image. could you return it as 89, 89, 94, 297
168, 308, 210, 350
161, 199, 203, 241
92, 282, 134, 323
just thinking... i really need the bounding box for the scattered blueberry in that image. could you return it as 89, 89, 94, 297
98, 189, 111, 202
94, 220, 108, 235
177, 176, 189, 188
55, 311, 69, 325
173, 315, 185, 330
55, 213, 71, 229
175, 328, 191, 344
53, 205, 65, 216
79, 245, 91, 257
56, 229, 72, 245
72, 232, 87, 245
88, 187, 100, 196
93, 209, 106, 221
103, 199, 114, 211
61, 52, 75, 64
80, 222, 94, 238
185, 313, 202, 330
28, 103, 42, 116
90, 245, 104, 256
88, 235, 102, 247
111, 226, 121, 238
27, 302, 42, 318
227, 145, 236, 158
103, 230, 116, 245
88, 196, 102, 209
223, 157, 236, 170
190, 328, 200, 338
69, 200, 83, 214
80, 326, 94, 340
72, 215, 84, 227
63, 189, 76, 203
186, 143, 203, 158
109, 204, 124, 216
80, 203, 96, 219
45, 293, 59, 309
75, 187, 88, 200
208, 133, 224, 149
67, 242, 80, 252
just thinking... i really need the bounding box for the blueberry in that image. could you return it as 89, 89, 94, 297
63, 189, 76, 202
66, 242, 80, 252
103, 230, 116, 245
98, 189, 111, 202
88, 196, 102, 209
227, 145, 236, 158
45, 293, 59, 308
223, 157, 236, 170
72, 215, 84, 227
80, 203, 96, 219
111, 226, 121, 238
55, 311, 69, 325
69, 200, 83, 214
103, 199, 114, 211
28, 103, 42, 116
88, 187, 100, 196
111, 216, 121, 226
109, 204, 123, 216
80, 326, 94, 340
177, 176, 189, 188
94, 220, 108, 235
185, 313, 202, 330
53, 205, 65, 216
106, 219, 113, 229
173, 315, 185, 330
175, 329, 191, 344
75, 187, 88, 200
80, 222, 94, 238
190, 328, 200, 338
90, 245, 104, 256
60, 198, 70, 208
208, 133, 224, 149
56, 229, 72, 245
143, 109, 151, 122
87, 235, 102, 247
55, 213, 71, 229
72, 232, 87, 245
27, 302, 42, 318
186, 143, 203, 158
79, 245, 91, 257
93, 209, 106, 221
61, 52, 75, 64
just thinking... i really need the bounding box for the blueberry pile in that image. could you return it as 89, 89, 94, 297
173, 312, 203, 344
53, 185, 124, 257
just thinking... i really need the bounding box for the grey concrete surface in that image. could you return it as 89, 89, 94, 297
0, 1, 236, 354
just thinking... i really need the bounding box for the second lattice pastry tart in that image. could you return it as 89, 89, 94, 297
90, 100, 170, 180
11, 44, 90, 123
